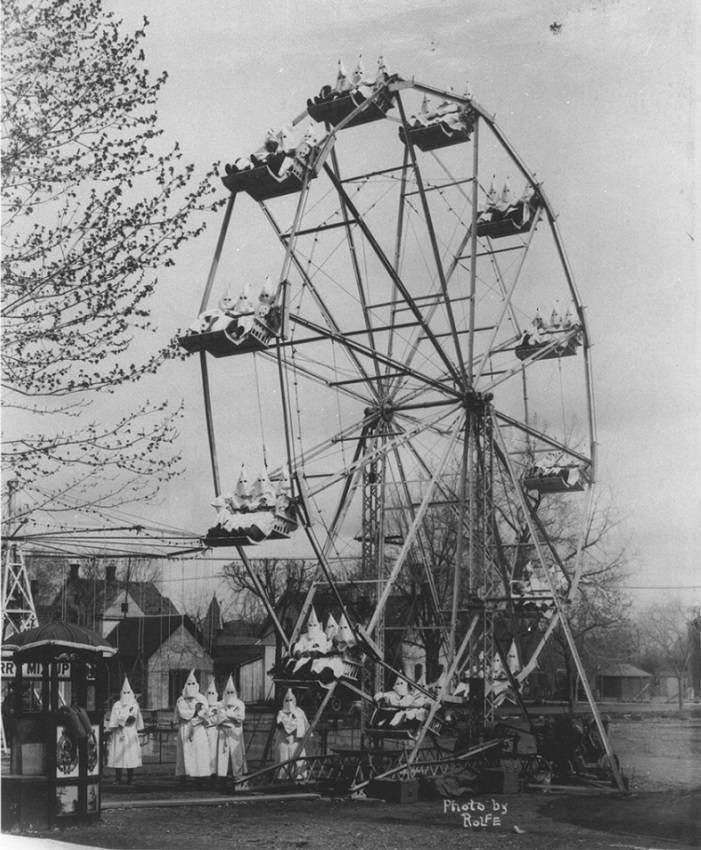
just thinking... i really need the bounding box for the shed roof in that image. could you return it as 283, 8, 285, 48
105, 615, 200, 658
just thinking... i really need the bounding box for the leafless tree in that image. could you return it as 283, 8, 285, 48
1, 0, 223, 519
636, 598, 694, 711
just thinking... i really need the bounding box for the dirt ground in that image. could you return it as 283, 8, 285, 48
5, 791, 700, 850
3, 715, 700, 850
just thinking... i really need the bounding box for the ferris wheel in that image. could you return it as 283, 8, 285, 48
180, 60, 624, 790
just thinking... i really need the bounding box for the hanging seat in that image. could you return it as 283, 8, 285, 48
522, 465, 587, 493
179, 311, 280, 358
307, 84, 395, 128
515, 329, 581, 361
203, 503, 298, 547
476, 197, 539, 239
398, 108, 476, 151
222, 150, 320, 201
274, 653, 362, 688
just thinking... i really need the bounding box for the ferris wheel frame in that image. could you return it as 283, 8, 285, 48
185, 71, 625, 792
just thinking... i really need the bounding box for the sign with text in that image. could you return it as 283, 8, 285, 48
1, 661, 72, 679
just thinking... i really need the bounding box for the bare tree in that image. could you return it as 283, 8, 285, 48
375, 457, 631, 704
1, 0, 223, 517
637, 599, 694, 711
222, 559, 317, 666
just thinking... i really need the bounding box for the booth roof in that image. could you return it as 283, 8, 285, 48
4, 621, 117, 658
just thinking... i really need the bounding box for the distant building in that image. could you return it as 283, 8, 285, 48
212, 619, 276, 704
594, 663, 651, 701
105, 615, 213, 710
37, 561, 212, 711
39, 561, 179, 635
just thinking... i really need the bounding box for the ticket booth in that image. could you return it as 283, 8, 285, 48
1, 622, 115, 831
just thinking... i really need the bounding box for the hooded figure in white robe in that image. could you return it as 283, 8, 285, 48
332, 612, 356, 654
216, 676, 246, 782
275, 689, 309, 780
373, 675, 411, 727
174, 670, 210, 780
107, 677, 143, 781
293, 607, 331, 661
204, 679, 220, 775
230, 464, 253, 512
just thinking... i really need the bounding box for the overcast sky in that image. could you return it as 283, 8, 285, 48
87, 0, 700, 611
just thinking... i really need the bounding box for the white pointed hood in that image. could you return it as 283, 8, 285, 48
376, 55, 389, 80
205, 679, 219, 706
351, 54, 365, 87
223, 675, 239, 704
506, 640, 521, 675
276, 466, 291, 496
564, 302, 577, 328
235, 464, 252, 501
306, 606, 323, 637
251, 467, 274, 504
282, 688, 297, 712
335, 59, 350, 92
235, 281, 254, 314
259, 275, 275, 306
550, 299, 562, 328
334, 612, 356, 650
218, 288, 237, 313
325, 613, 338, 641
492, 652, 506, 678
120, 676, 136, 706
183, 669, 200, 699
486, 176, 497, 206
277, 125, 293, 151
500, 179, 512, 205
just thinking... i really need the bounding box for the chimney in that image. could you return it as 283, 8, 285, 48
105, 563, 117, 583
69, 562, 80, 582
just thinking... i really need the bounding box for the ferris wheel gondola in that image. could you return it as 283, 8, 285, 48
179, 62, 626, 791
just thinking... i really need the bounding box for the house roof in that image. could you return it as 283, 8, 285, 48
597, 663, 651, 678
105, 615, 200, 658
213, 644, 265, 668
47, 576, 179, 619
220, 619, 266, 638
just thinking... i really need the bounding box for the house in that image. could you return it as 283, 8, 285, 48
37, 562, 213, 710
212, 619, 276, 704
594, 663, 651, 702
39, 562, 180, 635
105, 615, 213, 710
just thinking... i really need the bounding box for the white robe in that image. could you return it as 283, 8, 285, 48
203, 705, 219, 775
174, 695, 210, 777
216, 699, 246, 778
107, 701, 143, 769
275, 708, 309, 780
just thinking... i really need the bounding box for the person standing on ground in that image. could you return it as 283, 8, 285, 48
107, 677, 143, 785
216, 675, 247, 790
174, 670, 210, 787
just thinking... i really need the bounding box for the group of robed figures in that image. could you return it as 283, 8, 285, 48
107, 670, 311, 788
